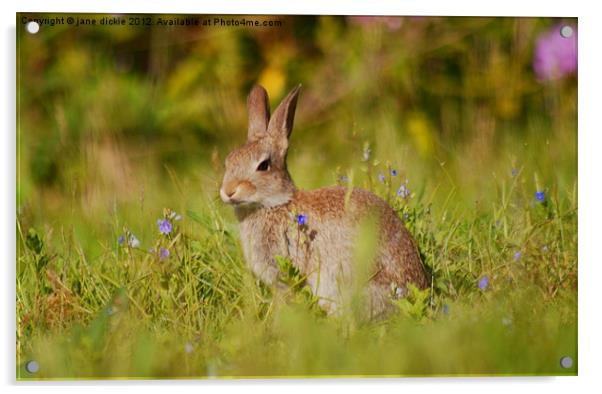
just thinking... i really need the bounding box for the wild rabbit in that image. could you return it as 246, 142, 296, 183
220, 84, 428, 318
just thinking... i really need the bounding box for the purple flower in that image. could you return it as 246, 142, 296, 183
341, 175, 349, 183
511, 168, 518, 177
391, 169, 397, 177
514, 251, 522, 261
297, 214, 307, 226
533, 24, 577, 82
159, 247, 170, 260
378, 173, 385, 183
535, 191, 545, 202
118, 235, 125, 245
397, 182, 410, 199
158, 218, 172, 235
478, 276, 489, 291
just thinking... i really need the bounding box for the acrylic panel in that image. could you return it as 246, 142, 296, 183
16, 13, 578, 379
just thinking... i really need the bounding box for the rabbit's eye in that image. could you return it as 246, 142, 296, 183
256, 158, 271, 172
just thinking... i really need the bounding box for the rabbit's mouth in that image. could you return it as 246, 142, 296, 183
228, 199, 263, 212
220, 189, 257, 208
228, 199, 251, 206
220, 180, 257, 205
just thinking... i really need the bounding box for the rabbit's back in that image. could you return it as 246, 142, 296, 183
290, 186, 427, 291
286, 187, 428, 315
236, 186, 427, 316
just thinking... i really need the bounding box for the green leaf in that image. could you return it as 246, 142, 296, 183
393, 284, 430, 321
25, 228, 43, 255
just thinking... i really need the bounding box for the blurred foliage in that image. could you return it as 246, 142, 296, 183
17, 15, 576, 211
16, 14, 577, 378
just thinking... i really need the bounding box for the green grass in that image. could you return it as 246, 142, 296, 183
16, 14, 577, 379
16, 160, 577, 379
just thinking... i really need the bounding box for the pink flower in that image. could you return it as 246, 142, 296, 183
533, 24, 577, 82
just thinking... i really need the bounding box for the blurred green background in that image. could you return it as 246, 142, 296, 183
16, 14, 577, 378
18, 15, 576, 228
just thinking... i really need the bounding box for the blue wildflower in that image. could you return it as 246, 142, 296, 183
297, 214, 307, 226
511, 168, 518, 177
478, 276, 489, 290
535, 191, 545, 202
341, 175, 349, 183
118, 235, 125, 245
159, 247, 170, 260
514, 251, 522, 261
378, 173, 385, 183
158, 218, 172, 235
391, 169, 397, 176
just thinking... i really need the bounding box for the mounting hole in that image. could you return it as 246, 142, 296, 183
25, 360, 39, 373
26, 21, 40, 34
560, 356, 573, 369
560, 25, 573, 39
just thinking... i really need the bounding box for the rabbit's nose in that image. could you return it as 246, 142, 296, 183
220, 182, 239, 202
222, 183, 238, 198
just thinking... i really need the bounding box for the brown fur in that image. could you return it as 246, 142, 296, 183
220, 84, 428, 318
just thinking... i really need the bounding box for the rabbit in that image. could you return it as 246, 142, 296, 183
220, 84, 428, 319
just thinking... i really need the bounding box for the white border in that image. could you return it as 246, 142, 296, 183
8, 0, 581, 17
3, 1, 600, 393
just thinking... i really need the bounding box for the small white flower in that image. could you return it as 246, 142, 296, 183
128, 235, 140, 248
363, 147, 371, 161
395, 287, 404, 298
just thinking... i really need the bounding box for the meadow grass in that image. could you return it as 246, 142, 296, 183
16, 148, 577, 379
16, 15, 577, 379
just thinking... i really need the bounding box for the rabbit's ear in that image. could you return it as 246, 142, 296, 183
247, 85, 271, 141
268, 84, 301, 141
